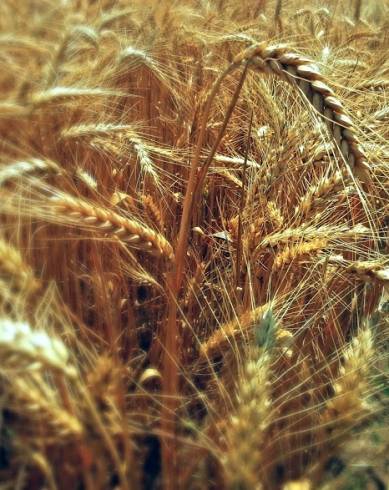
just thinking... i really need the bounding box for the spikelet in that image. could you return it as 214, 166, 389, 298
184, 261, 205, 310
200, 302, 273, 360
75, 167, 98, 190
60, 123, 137, 141
211, 168, 243, 189
116, 45, 170, 88
267, 200, 284, 229
86, 355, 125, 435
220, 310, 290, 488
141, 194, 165, 229
132, 138, 159, 184
30, 87, 122, 107
117, 46, 156, 72
260, 224, 369, 248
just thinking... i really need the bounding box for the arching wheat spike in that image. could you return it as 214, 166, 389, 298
233, 44, 370, 181
51, 195, 174, 260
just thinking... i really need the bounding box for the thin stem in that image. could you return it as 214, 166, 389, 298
235, 109, 253, 289
161, 60, 243, 490
196, 63, 249, 198
355, 0, 362, 21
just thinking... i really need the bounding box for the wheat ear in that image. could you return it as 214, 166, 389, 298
0, 158, 60, 187
273, 238, 328, 270
4, 377, 83, 440
31, 87, 123, 107
294, 171, 345, 218
232, 43, 370, 181
50, 195, 174, 260
320, 327, 375, 443
259, 224, 369, 249
200, 302, 274, 360
0, 238, 38, 292
222, 351, 271, 489
327, 255, 389, 285
0, 318, 76, 378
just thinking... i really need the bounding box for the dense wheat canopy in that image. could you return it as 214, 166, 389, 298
0, 0, 388, 489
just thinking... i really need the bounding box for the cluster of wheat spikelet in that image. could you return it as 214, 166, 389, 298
0, 0, 388, 488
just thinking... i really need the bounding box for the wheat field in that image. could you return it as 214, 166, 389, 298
0, 0, 388, 489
